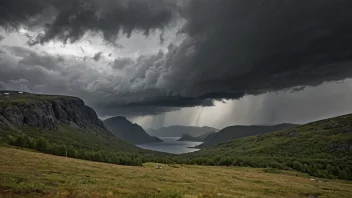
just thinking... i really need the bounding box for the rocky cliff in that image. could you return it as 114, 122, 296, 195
0, 92, 106, 133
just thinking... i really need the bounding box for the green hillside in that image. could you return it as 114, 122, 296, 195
198, 123, 298, 148
0, 92, 166, 166
178, 114, 352, 180
1, 124, 138, 151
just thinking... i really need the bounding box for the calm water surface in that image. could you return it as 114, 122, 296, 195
136, 137, 202, 154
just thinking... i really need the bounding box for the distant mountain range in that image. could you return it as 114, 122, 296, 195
177, 131, 215, 142
198, 123, 299, 148
104, 116, 162, 145
146, 126, 218, 137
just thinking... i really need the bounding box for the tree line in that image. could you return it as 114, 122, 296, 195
1, 134, 143, 166
1, 133, 351, 181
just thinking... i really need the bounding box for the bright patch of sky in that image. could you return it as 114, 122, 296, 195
0, 19, 186, 61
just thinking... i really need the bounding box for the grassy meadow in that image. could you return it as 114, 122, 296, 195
1, 147, 352, 198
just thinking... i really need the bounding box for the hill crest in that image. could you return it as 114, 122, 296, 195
104, 116, 162, 144
147, 125, 218, 137
199, 123, 298, 148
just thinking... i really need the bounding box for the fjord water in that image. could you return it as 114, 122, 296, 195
136, 137, 202, 154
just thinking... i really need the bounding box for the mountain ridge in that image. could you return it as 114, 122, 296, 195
103, 116, 162, 144
177, 131, 215, 142
147, 125, 218, 137
198, 123, 299, 148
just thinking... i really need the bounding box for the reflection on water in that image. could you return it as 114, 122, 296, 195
136, 137, 202, 154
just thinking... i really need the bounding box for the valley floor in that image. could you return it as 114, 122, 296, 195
0, 147, 351, 198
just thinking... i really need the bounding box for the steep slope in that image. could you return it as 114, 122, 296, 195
147, 126, 218, 137
177, 131, 215, 142
198, 123, 298, 148
103, 116, 162, 144
180, 114, 352, 180
0, 91, 137, 151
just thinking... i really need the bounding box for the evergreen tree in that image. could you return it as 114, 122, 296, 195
14, 135, 25, 147
67, 146, 77, 158
326, 164, 333, 174
293, 161, 303, 171
338, 170, 348, 180
36, 137, 49, 152
332, 166, 340, 176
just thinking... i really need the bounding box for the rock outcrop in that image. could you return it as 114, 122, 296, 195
0, 94, 106, 133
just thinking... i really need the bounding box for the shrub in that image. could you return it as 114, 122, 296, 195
35, 137, 49, 152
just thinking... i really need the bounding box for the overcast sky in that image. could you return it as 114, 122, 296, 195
1, 0, 352, 129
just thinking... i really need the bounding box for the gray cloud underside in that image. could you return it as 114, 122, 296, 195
1, 0, 352, 117
93, 52, 103, 62
0, 0, 176, 44
0, 46, 212, 116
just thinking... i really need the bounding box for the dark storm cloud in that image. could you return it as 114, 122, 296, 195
159, 31, 165, 44
95, 105, 178, 117
115, 96, 214, 108
130, 0, 352, 106
111, 58, 134, 70
0, 81, 5, 89
0, 0, 49, 29
0, 0, 176, 44
110, 0, 352, 111
2, 0, 352, 117
165, 0, 352, 100
92, 52, 103, 62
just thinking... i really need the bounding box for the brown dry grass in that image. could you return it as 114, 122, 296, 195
0, 146, 351, 198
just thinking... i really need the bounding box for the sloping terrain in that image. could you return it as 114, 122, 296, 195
1, 147, 352, 198
104, 116, 162, 144
181, 114, 352, 180
199, 123, 298, 148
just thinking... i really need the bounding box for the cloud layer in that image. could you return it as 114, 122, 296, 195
1, 0, 352, 117
1, 0, 176, 44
